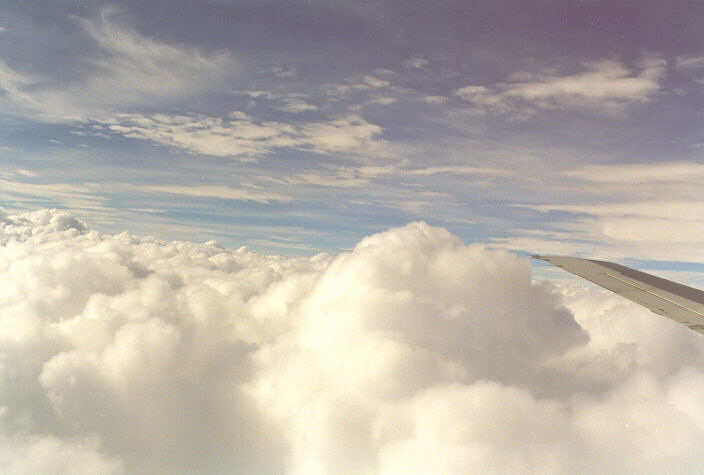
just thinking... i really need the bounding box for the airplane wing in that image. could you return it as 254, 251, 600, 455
533, 255, 704, 335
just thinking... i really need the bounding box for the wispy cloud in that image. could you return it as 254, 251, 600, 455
98, 112, 387, 159
79, 9, 234, 102
327, 75, 392, 97
298, 115, 386, 156
524, 200, 704, 220
403, 165, 511, 177
271, 163, 512, 190
363, 75, 390, 88
455, 58, 665, 119
0, 9, 235, 121
407, 58, 429, 69
567, 162, 704, 183
0, 59, 41, 114
0, 178, 108, 211
99, 112, 289, 158
675, 55, 704, 72
278, 97, 318, 113
502, 200, 704, 262
494, 159, 704, 261
144, 184, 291, 203
421, 95, 448, 104
234, 91, 318, 113
497, 213, 704, 262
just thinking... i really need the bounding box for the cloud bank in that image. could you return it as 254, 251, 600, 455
2, 209, 704, 473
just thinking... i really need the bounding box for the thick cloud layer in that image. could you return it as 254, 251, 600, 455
2, 209, 704, 473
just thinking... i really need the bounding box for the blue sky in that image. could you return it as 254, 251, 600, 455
2, 0, 704, 267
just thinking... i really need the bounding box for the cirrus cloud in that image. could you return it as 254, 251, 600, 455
0, 10, 236, 122
455, 58, 665, 119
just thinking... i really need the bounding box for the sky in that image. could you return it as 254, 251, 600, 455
4, 1, 704, 473
1, 0, 704, 265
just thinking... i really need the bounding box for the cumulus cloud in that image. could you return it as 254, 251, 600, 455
2, 209, 704, 473
455, 58, 665, 119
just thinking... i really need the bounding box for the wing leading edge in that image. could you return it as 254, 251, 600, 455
533, 256, 704, 335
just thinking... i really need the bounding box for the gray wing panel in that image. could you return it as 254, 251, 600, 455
533, 256, 704, 335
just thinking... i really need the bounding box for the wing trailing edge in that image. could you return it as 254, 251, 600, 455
533, 255, 704, 335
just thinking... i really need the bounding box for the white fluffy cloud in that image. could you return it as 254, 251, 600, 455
2, 209, 704, 473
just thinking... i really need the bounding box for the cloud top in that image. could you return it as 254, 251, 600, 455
2, 209, 704, 473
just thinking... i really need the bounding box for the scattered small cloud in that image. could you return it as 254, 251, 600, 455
366, 96, 396, 106
327, 75, 392, 97
278, 97, 318, 113
299, 115, 387, 156
407, 58, 429, 69
17, 169, 39, 177
363, 75, 390, 88
421, 95, 448, 104
271, 67, 296, 78
351, 96, 397, 110
233, 91, 317, 113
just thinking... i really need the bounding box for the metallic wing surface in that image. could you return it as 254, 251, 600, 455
533, 256, 704, 335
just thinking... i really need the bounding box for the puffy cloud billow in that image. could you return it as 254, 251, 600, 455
1, 209, 704, 474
